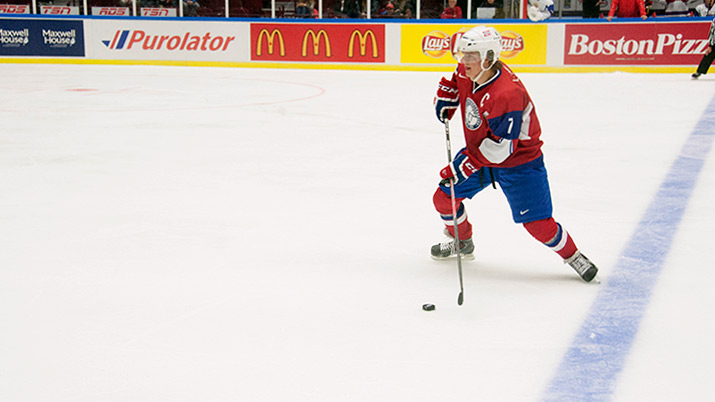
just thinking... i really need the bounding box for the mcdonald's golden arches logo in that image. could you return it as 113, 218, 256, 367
302, 29, 331, 58
348, 29, 378, 58
256, 29, 285, 56
251, 23, 384, 62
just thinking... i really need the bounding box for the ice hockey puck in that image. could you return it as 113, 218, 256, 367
422, 303, 436, 311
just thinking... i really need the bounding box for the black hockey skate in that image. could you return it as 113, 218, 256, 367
431, 232, 475, 260
565, 251, 598, 282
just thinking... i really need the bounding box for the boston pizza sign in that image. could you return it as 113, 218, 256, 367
564, 22, 710, 65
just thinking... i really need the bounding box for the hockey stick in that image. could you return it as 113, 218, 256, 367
443, 119, 465, 306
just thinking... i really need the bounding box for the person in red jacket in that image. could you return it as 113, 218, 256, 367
606, 0, 647, 20
441, 0, 463, 18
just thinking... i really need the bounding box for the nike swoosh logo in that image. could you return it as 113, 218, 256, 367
520, 209, 529, 215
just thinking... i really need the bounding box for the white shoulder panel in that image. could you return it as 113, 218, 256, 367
479, 137, 513, 164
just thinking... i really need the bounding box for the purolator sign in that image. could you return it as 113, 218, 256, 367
564, 23, 710, 65
251, 23, 385, 62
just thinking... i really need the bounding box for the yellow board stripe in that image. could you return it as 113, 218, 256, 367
0, 57, 696, 74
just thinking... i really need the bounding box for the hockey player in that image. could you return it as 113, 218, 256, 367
527, 0, 554, 21
692, 17, 715, 79
431, 26, 598, 282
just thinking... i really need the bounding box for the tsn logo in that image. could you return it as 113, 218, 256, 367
0, 4, 29, 13
97, 7, 129, 15
141, 8, 171, 16
42, 6, 72, 14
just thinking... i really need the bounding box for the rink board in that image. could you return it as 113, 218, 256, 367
0, 15, 711, 72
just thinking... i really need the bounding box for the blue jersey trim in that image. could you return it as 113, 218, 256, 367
488, 109, 523, 140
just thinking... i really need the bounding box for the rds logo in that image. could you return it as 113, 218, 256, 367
421, 28, 525, 60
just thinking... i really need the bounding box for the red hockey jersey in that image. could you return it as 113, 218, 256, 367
448, 62, 543, 169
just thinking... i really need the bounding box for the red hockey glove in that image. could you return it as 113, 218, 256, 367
440, 148, 480, 186
434, 77, 459, 122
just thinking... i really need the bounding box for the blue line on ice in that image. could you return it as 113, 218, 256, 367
542, 94, 715, 401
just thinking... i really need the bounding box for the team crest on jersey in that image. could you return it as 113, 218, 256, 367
464, 98, 482, 131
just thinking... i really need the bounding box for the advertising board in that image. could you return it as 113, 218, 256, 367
564, 22, 711, 65
401, 24, 547, 66
1, 17, 707, 71
0, 4, 30, 13
141, 7, 177, 17
0, 18, 84, 56
89, 19, 246, 61
40, 6, 81, 15
91, 7, 131, 16
250, 23, 385, 63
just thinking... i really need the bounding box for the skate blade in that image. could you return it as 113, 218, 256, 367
430, 253, 475, 261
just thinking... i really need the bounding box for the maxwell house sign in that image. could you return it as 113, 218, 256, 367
251, 23, 385, 63
0, 19, 84, 56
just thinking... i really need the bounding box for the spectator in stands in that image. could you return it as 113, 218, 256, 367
183, 0, 199, 15
395, 0, 414, 17
664, 0, 688, 15
244, 0, 262, 16
527, 0, 553, 20
158, 0, 177, 8
296, 0, 311, 16
692, 17, 715, 79
606, 0, 646, 20
341, 0, 362, 17
478, 0, 505, 18
696, 0, 715, 16
378, 0, 397, 16
441, 0, 462, 18
579, 0, 604, 18
418, 0, 444, 18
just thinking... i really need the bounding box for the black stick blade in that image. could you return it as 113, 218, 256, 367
457, 292, 464, 306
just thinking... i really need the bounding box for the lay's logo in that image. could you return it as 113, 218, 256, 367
421, 28, 525, 60
500, 31, 524, 59
422, 31, 451, 58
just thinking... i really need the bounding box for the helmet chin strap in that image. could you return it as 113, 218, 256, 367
472, 58, 497, 84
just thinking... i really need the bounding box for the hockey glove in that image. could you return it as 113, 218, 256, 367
434, 77, 459, 122
440, 148, 480, 186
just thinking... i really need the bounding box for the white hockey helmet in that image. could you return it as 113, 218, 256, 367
456, 26, 502, 66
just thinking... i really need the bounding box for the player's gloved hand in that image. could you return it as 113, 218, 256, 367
434, 77, 459, 122
440, 148, 480, 186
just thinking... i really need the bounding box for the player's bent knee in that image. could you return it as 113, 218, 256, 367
433, 188, 453, 215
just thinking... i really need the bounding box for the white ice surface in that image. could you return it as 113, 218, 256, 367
1, 64, 714, 401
